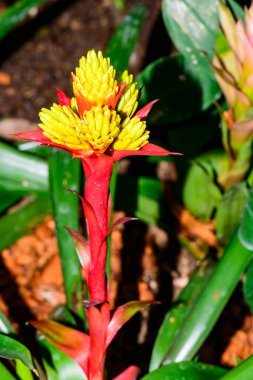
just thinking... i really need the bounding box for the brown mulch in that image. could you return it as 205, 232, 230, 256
0, 216, 65, 324
0, 0, 161, 121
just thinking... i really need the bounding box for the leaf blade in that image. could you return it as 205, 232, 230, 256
0, 334, 34, 371
106, 3, 146, 71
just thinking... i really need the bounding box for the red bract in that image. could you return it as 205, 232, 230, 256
30, 320, 90, 374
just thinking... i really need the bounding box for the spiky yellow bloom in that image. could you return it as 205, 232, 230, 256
112, 116, 149, 150
73, 50, 118, 106
36, 50, 155, 154
116, 70, 139, 118
39, 104, 121, 151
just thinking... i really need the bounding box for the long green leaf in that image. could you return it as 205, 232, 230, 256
137, 54, 220, 126
226, 0, 244, 20
243, 258, 253, 312
16, 360, 34, 380
0, 0, 47, 39
142, 361, 227, 380
219, 354, 253, 380
38, 337, 87, 380
216, 182, 249, 245
238, 185, 253, 250
149, 261, 216, 372
0, 334, 34, 371
0, 142, 48, 194
162, 0, 219, 58
0, 362, 16, 380
106, 3, 145, 72
183, 154, 223, 220
163, 234, 252, 364
48, 149, 84, 322
0, 196, 51, 251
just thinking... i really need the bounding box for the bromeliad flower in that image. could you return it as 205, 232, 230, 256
213, 3, 253, 187
15, 50, 178, 380
213, 3, 253, 141
17, 50, 168, 159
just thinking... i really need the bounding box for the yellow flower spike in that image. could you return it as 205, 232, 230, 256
128, 133, 150, 150
39, 103, 122, 152
82, 105, 121, 150
73, 50, 118, 106
116, 70, 139, 118
112, 116, 149, 150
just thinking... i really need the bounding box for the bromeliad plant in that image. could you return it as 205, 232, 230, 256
16, 50, 175, 380
213, 1, 253, 188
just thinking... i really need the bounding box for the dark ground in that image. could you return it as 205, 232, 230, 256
0, 0, 163, 121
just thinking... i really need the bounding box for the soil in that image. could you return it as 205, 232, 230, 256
0, 0, 253, 378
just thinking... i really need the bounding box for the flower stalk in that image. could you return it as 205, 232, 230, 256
16, 50, 176, 379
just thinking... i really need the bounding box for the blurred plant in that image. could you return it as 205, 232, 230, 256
0, 0, 48, 39
213, 1, 253, 188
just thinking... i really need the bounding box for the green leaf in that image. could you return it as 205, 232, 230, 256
38, 337, 87, 380
17, 141, 51, 158
166, 107, 220, 158
107, 301, 150, 346
0, 0, 47, 39
0, 334, 34, 371
137, 54, 220, 126
16, 360, 34, 380
243, 259, 253, 312
0, 362, 16, 380
238, 185, 253, 250
163, 233, 253, 364
142, 361, 227, 380
216, 182, 249, 245
0, 310, 17, 336
183, 153, 223, 220
0, 196, 51, 251
226, 0, 244, 20
149, 261, 215, 372
115, 176, 163, 226
0, 190, 21, 214
162, 0, 219, 58
106, 3, 145, 72
0, 142, 48, 195
48, 149, 84, 322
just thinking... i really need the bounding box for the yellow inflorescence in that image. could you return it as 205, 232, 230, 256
39, 104, 121, 151
116, 70, 139, 118
112, 116, 149, 150
39, 50, 150, 153
73, 50, 118, 106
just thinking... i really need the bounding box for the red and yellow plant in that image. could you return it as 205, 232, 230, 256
16, 50, 176, 380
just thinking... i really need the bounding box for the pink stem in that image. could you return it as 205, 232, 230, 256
81, 155, 114, 380
82, 155, 114, 301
